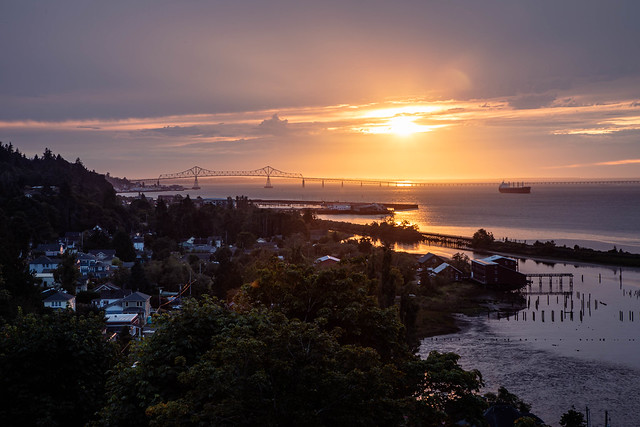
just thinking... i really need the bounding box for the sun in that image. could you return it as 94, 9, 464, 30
387, 116, 422, 136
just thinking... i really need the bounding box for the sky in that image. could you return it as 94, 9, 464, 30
2, 0, 640, 181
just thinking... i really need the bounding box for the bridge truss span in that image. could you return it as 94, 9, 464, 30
156, 165, 303, 188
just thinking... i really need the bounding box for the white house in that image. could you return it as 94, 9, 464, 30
43, 291, 76, 310
132, 236, 145, 252
29, 256, 60, 274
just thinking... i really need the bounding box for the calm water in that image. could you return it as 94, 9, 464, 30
168, 179, 640, 253
153, 179, 640, 425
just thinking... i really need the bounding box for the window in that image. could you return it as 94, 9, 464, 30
52, 301, 61, 307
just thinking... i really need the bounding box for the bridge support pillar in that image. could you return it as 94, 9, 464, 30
322, 180, 325, 188
265, 176, 273, 188
302, 179, 305, 188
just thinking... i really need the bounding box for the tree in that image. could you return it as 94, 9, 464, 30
129, 260, 151, 293
450, 252, 471, 275
54, 251, 81, 294
0, 311, 117, 426
212, 247, 242, 299
235, 231, 257, 249
472, 228, 495, 248
113, 229, 136, 262
98, 298, 486, 426
560, 406, 587, 427
485, 386, 531, 413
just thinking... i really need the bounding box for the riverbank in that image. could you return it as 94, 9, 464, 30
412, 282, 525, 338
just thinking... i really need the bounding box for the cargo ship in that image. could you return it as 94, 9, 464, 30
499, 181, 531, 193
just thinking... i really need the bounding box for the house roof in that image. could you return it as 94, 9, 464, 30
122, 291, 151, 302
483, 255, 515, 263
418, 253, 441, 264
315, 255, 341, 263
44, 291, 75, 302
88, 249, 116, 259
97, 289, 131, 300
35, 243, 63, 251
105, 313, 138, 323
30, 255, 58, 265
433, 263, 462, 275
472, 258, 497, 266
94, 282, 121, 292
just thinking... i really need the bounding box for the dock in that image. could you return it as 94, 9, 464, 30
249, 199, 419, 211
525, 273, 574, 295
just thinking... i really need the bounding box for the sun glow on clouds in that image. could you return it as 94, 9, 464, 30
355, 115, 447, 136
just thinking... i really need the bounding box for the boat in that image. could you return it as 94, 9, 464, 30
499, 181, 531, 193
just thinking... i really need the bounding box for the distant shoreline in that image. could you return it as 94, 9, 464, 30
315, 218, 640, 267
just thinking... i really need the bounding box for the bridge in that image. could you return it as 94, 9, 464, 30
131, 165, 640, 189
131, 165, 428, 189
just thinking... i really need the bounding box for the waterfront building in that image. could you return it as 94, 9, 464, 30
471, 255, 526, 287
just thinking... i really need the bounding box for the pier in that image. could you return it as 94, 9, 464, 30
421, 232, 472, 248
525, 273, 574, 295
249, 199, 419, 211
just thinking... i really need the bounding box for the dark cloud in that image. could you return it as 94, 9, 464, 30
2, 1, 640, 122
140, 126, 213, 138
257, 114, 290, 136
508, 93, 557, 110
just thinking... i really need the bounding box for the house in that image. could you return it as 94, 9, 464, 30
430, 263, 464, 282
43, 291, 76, 310
29, 256, 60, 274
88, 249, 116, 262
314, 255, 341, 268
181, 237, 218, 253
62, 231, 83, 247
77, 252, 97, 276
77, 252, 114, 278
121, 292, 152, 324
417, 253, 447, 269
132, 236, 145, 252
34, 243, 64, 257
105, 313, 141, 336
92, 284, 132, 309
471, 255, 526, 287
35, 271, 57, 288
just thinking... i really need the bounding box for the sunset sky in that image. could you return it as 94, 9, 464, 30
2, 1, 640, 180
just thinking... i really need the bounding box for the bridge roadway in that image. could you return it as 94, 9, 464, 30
130, 165, 640, 188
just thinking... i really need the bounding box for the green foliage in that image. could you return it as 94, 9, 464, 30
0, 143, 130, 237
451, 252, 471, 275
0, 208, 41, 320
54, 250, 81, 294
560, 406, 587, 427
485, 386, 532, 413
472, 228, 495, 248
515, 417, 538, 427
113, 229, 137, 262
212, 247, 242, 299
99, 298, 485, 426
0, 311, 117, 426
239, 263, 409, 361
